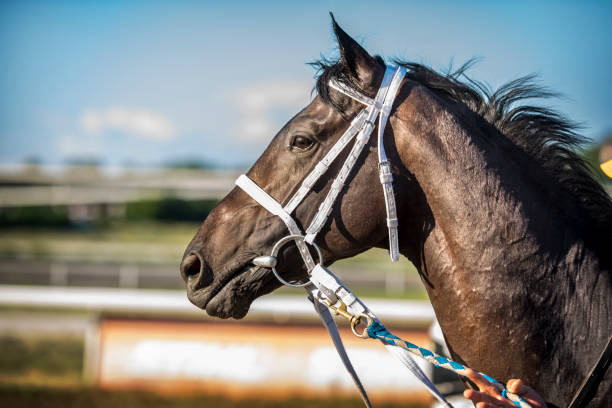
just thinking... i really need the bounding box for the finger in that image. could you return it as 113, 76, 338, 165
464, 369, 504, 398
464, 389, 476, 399
476, 403, 500, 408
464, 389, 514, 407
507, 378, 525, 395
506, 378, 547, 407
464, 368, 493, 389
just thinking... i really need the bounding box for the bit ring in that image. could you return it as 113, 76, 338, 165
270, 235, 323, 288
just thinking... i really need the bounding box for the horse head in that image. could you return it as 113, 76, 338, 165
180, 17, 423, 319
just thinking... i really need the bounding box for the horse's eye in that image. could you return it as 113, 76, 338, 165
291, 135, 315, 151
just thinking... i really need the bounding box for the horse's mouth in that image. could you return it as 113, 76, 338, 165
187, 262, 279, 319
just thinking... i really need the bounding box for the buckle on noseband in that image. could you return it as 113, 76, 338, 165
269, 234, 323, 288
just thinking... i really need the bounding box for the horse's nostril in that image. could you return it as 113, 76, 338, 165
180, 254, 202, 283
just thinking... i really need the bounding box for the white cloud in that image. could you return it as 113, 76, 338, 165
81, 107, 176, 141
232, 80, 312, 142
57, 133, 103, 157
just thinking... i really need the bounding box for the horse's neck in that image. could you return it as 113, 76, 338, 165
391, 84, 611, 405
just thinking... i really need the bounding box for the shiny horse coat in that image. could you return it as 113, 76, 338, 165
181, 16, 612, 407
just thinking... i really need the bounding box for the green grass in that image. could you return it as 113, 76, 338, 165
0, 335, 83, 378
0, 223, 428, 299
0, 222, 199, 264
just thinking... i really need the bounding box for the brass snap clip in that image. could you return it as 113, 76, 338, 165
324, 298, 373, 339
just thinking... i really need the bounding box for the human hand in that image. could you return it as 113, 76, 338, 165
462, 368, 547, 408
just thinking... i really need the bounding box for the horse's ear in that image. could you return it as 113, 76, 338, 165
330, 13, 379, 87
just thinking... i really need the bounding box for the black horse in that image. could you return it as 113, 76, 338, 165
181, 17, 612, 407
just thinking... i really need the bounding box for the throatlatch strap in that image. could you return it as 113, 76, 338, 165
376, 66, 405, 262
304, 66, 401, 246
325, 66, 405, 261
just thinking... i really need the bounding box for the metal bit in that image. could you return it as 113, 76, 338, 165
252, 255, 277, 268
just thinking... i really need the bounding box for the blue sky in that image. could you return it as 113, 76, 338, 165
1, 0, 611, 168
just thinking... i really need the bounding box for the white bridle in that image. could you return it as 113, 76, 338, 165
234, 66, 453, 408
236, 65, 405, 268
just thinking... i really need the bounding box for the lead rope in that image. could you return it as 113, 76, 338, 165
306, 261, 531, 408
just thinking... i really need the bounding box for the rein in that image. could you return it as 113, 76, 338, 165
568, 333, 612, 408
235, 65, 534, 408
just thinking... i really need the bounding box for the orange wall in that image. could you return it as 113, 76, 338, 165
98, 318, 432, 402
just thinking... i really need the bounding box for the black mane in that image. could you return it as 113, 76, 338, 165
312, 57, 612, 263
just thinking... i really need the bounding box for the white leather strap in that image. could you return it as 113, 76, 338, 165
376, 67, 405, 262
310, 263, 452, 407
306, 285, 372, 408
385, 344, 452, 407
236, 175, 291, 224
310, 264, 368, 316
377, 66, 406, 164
304, 66, 398, 244
283, 110, 368, 215
329, 79, 375, 107
235, 175, 315, 270
317, 66, 405, 262
303, 112, 376, 243
379, 164, 400, 261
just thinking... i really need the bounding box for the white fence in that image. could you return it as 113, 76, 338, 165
0, 285, 435, 324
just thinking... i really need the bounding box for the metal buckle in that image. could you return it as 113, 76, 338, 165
268, 234, 322, 288
317, 294, 373, 339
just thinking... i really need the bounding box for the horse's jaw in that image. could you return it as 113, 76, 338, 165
187, 264, 281, 319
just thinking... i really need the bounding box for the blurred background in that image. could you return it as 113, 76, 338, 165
1, 1, 611, 407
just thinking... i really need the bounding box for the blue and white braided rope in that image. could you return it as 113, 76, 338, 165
367, 321, 531, 408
